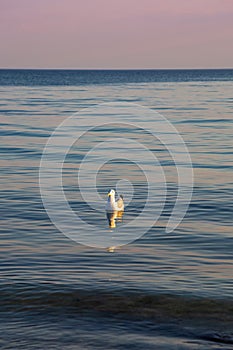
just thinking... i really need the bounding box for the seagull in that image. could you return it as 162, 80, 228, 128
105, 189, 124, 212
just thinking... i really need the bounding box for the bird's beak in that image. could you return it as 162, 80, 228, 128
108, 193, 111, 196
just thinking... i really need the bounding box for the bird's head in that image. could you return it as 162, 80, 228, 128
108, 189, 115, 197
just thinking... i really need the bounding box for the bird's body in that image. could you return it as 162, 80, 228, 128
105, 189, 124, 212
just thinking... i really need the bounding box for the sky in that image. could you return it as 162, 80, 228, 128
0, 0, 233, 69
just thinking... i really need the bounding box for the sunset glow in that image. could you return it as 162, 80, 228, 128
0, 0, 233, 68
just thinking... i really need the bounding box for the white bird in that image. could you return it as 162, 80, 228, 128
105, 189, 124, 212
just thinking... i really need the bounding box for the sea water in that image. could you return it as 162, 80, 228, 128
1, 69, 233, 349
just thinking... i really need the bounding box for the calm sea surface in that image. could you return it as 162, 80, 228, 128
1, 69, 233, 349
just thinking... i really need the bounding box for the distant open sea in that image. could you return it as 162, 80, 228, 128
1, 69, 233, 349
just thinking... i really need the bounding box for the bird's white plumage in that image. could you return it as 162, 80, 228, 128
105, 189, 124, 212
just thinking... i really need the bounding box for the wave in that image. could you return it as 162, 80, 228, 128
1, 284, 233, 347
1, 283, 233, 323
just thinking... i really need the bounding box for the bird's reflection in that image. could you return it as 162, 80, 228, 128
106, 210, 124, 228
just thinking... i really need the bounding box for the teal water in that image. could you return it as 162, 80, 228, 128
0, 70, 233, 349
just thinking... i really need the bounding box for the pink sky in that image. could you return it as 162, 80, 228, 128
0, 0, 233, 68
